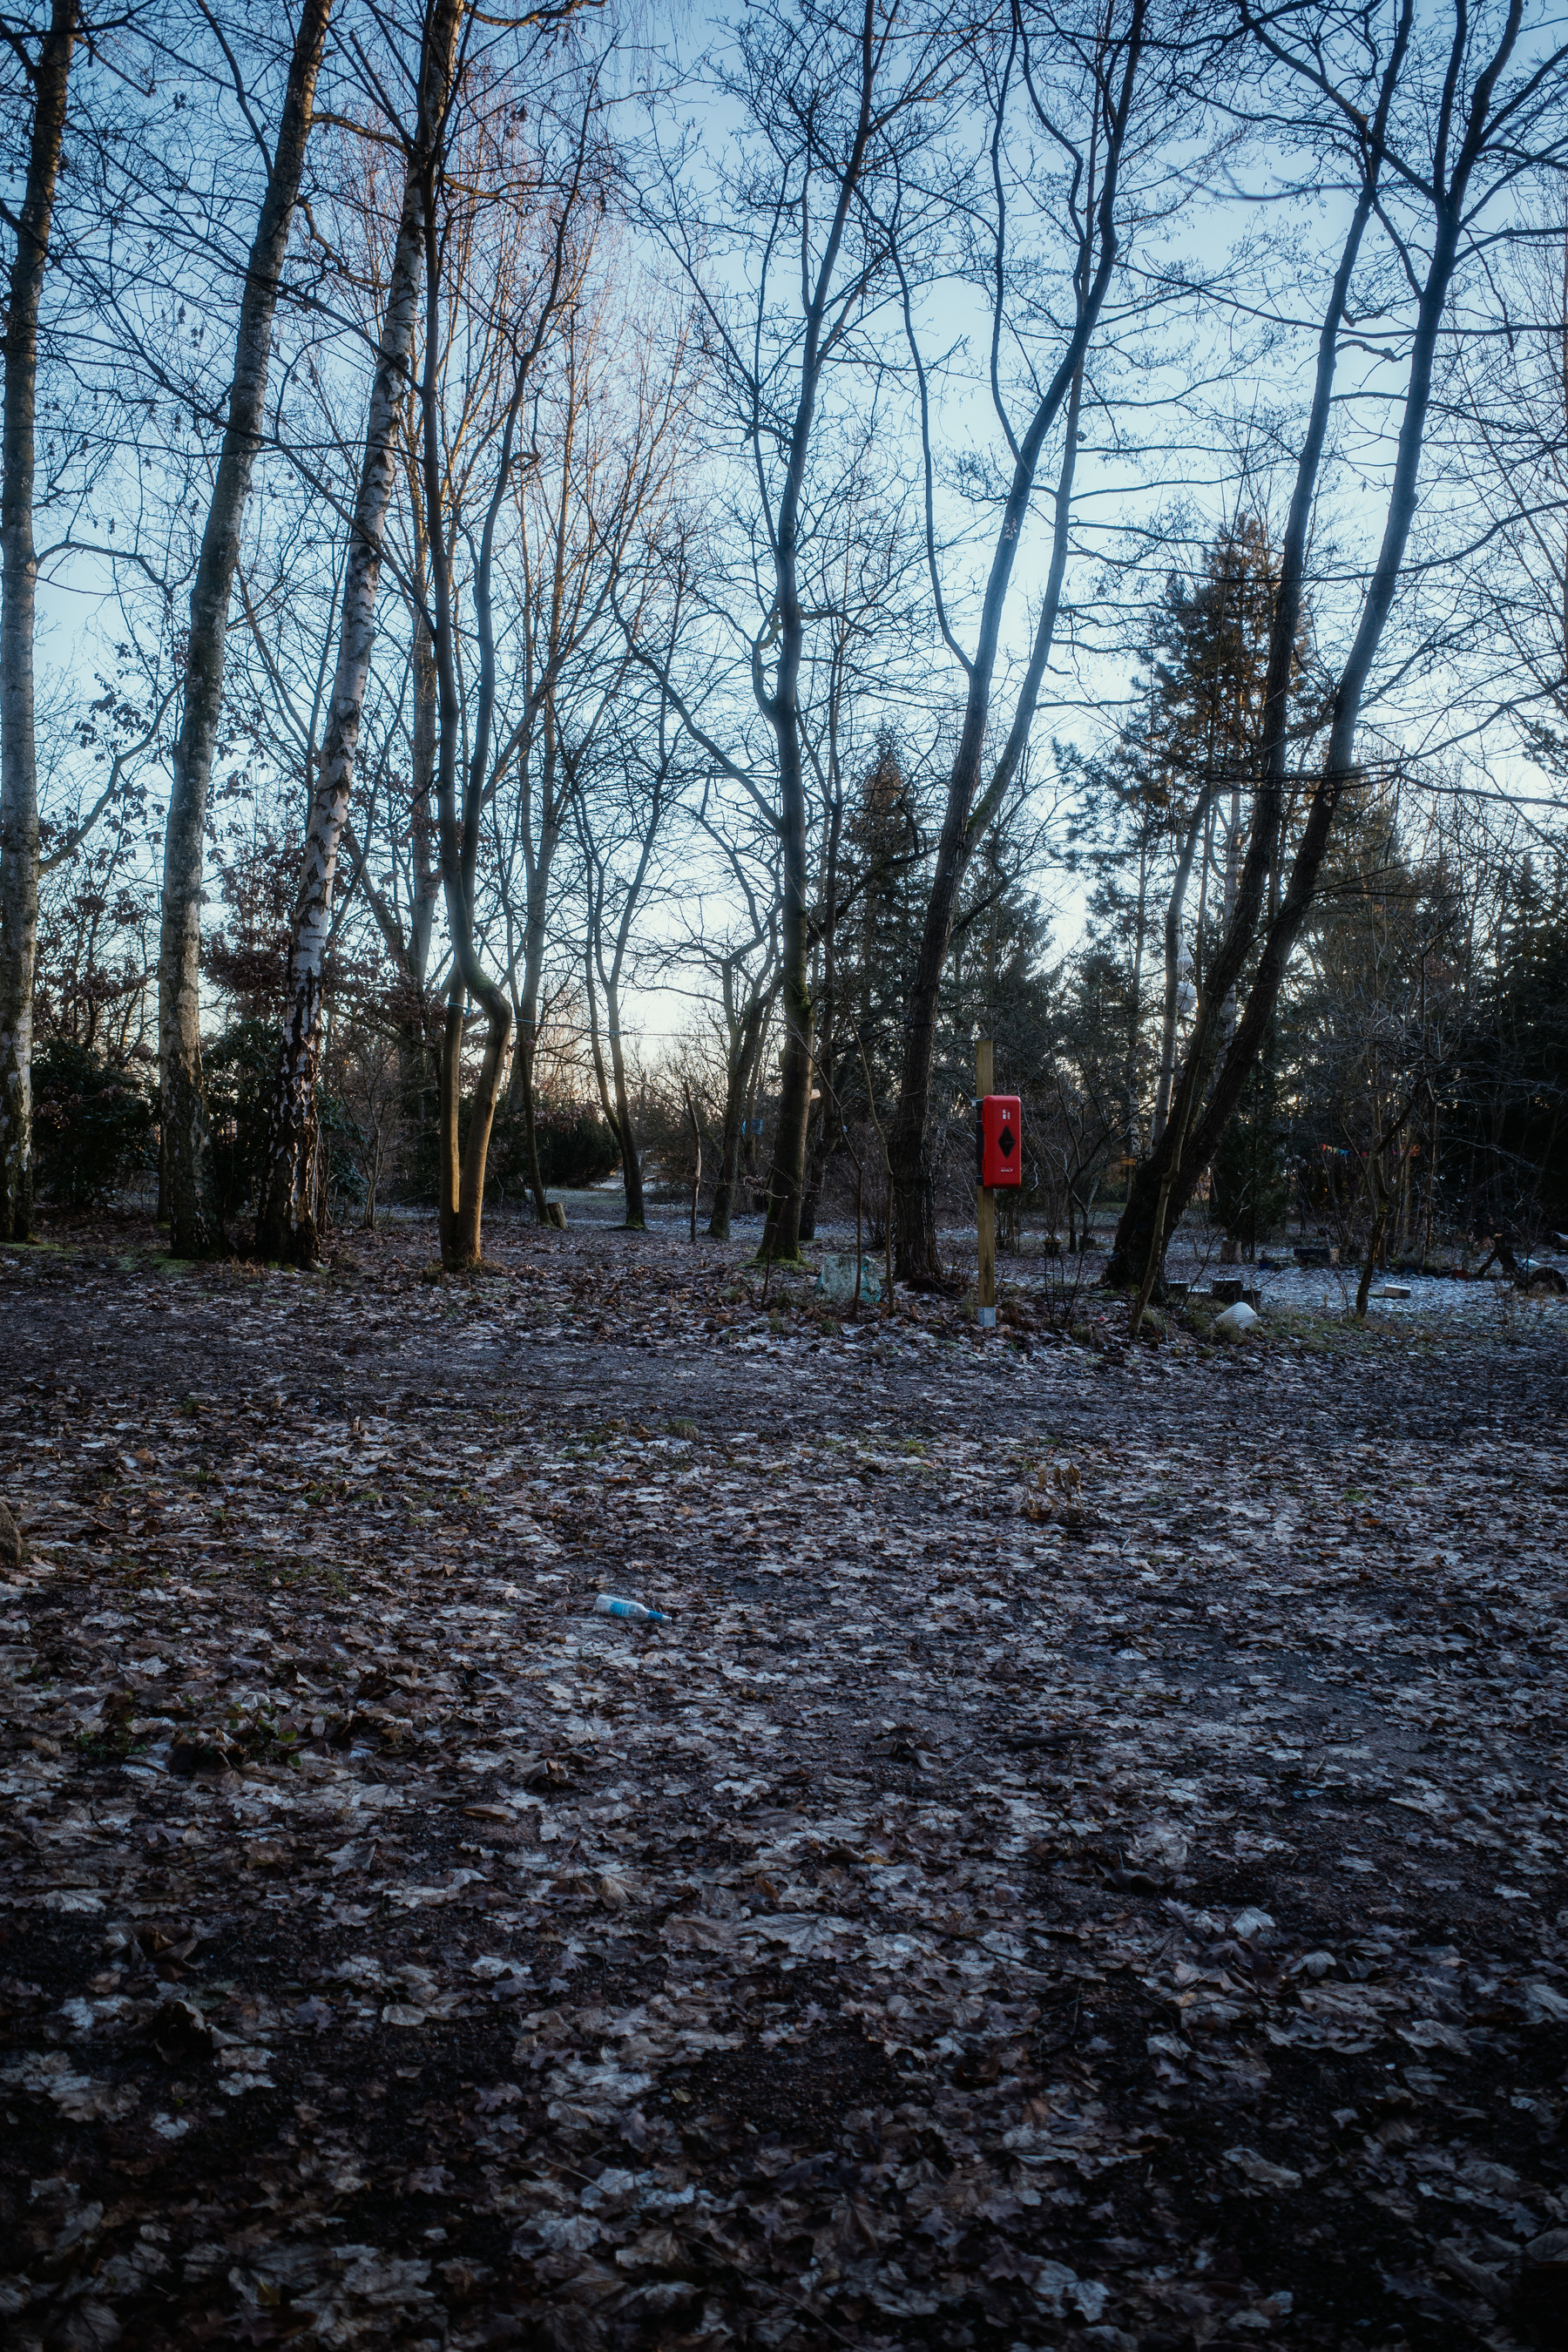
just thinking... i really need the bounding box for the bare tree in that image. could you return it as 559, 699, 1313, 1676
492, 252, 693, 1229
153, 0, 334, 1258
1106, 0, 1568, 1289
884, 0, 1152, 1279
636, 0, 956, 1267
0, 0, 78, 1243
685, 810, 781, 1240
575, 680, 683, 1230
254, 0, 466, 1263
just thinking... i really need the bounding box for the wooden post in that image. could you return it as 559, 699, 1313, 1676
977, 1036, 996, 1330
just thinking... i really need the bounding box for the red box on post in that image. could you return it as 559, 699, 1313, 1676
977, 1093, 1022, 1189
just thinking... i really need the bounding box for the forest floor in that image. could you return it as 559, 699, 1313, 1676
1, 1207, 1566, 2352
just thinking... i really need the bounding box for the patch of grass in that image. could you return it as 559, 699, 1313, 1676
263, 1559, 349, 1598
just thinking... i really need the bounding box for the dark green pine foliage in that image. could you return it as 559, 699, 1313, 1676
842, 729, 927, 1106
1462, 850, 1568, 1230
1207, 1028, 1288, 1252
943, 824, 1055, 1097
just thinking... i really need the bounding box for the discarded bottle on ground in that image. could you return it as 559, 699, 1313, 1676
593, 1594, 668, 1624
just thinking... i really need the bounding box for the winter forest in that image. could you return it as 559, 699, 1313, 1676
3, 1, 1568, 2348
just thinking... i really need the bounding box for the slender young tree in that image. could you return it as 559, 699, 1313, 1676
0, 0, 78, 1244
493, 255, 692, 1231
885, 0, 1149, 1278
155, 0, 334, 1258
636, 0, 956, 1266
575, 704, 679, 1233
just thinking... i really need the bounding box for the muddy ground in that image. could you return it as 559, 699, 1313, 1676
1, 1210, 1565, 2352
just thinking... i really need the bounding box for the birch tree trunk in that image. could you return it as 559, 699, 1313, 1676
255, 0, 464, 1264
157, 0, 334, 1259
0, 0, 76, 1245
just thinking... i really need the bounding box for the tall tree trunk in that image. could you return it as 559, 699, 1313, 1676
1123, 828, 1149, 1161
887, 341, 1092, 1280
158, 0, 334, 1259
438, 988, 464, 1264
799, 777, 843, 1243
753, 0, 885, 1266
0, 0, 76, 1244
759, 775, 811, 1260
256, 0, 462, 1263
421, 88, 517, 1273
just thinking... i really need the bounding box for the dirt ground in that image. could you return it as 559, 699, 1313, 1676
1, 1208, 1565, 2352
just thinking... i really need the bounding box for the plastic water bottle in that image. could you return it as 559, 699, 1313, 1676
593, 1594, 668, 1624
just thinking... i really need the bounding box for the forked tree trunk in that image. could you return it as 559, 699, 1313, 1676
256, 0, 463, 1263
0, 0, 77, 1244
158, 0, 334, 1259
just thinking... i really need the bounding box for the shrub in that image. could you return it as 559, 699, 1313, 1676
206, 1020, 278, 1220
31, 1040, 154, 1207
483, 1098, 620, 1199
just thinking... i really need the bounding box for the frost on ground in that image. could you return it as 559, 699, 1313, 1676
0, 1216, 1565, 2352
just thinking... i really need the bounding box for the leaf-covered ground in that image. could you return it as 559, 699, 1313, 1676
2, 1213, 1565, 2352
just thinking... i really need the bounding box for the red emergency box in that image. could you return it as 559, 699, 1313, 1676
977, 1093, 1022, 1189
